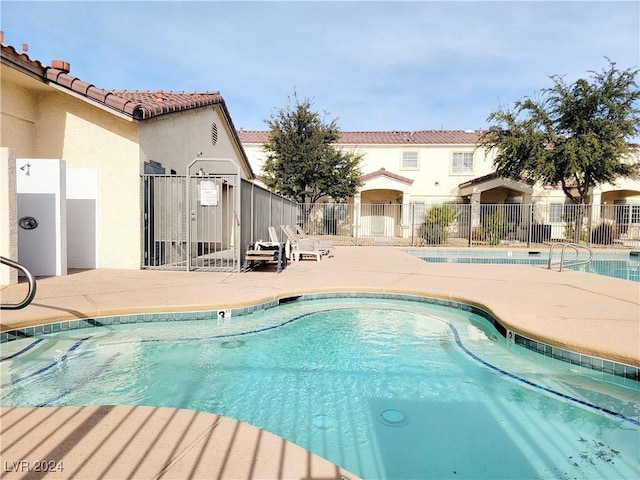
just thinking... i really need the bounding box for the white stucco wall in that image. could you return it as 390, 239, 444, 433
242, 142, 496, 201
350, 144, 495, 201
244, 139, 640, 205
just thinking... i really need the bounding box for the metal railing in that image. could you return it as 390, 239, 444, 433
547, 243, 593, 272
295, 202, 640, 248
1, 256, 37, 309
142, 175, 297, 271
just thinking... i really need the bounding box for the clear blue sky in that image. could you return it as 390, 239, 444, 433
2, 1, 639, 132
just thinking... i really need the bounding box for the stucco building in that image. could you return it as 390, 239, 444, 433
238, 130, 640, 244
1, 40, 262, 279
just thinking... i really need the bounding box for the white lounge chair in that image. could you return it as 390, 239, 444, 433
255, 226, 282, 249
293, 225, 334, 256
280, 225, 322, 262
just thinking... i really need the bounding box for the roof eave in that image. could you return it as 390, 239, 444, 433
45, 82, 135, 122
0, 46, 46, 81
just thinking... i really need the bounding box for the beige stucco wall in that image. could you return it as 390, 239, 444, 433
0, 70, 40, 158
35, 93, 141, 269
140, 107, 251, 178
2, 67, 144, 270
0, 148, 18, 285
3, 63, 257, 271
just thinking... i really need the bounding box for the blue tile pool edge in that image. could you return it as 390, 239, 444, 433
1, 291, 637, 382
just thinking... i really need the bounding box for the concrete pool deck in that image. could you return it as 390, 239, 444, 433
1, 246, 639, 479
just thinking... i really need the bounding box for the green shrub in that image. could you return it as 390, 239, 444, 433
483, 211, 505, 245
591, 222, 615, 245
422, 204, 458, 244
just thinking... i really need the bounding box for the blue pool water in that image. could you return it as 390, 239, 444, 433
406, 249, 640, 282
1, 297, 639, 479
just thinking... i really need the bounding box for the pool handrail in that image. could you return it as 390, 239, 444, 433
1, 256, 37, 309
547, 243, 593, 272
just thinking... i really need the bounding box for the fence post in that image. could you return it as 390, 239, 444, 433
467, 204, 472, 247
411, 203, 416, 247
355, 198, 360, 246
527, 203, 533, 247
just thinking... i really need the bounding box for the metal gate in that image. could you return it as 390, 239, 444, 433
142, 162, 240, 272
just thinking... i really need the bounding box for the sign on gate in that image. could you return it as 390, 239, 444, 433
199, 181, 218, 206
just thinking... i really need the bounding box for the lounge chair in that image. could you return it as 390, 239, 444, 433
281, 224, 333, 256
280, 225, 322, 262
254, 226, 281, 249
293, 225, 334, 256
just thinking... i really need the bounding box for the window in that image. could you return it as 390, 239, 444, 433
452, 152, 473, 174
626, 205, 640, 224
402, 151, 418, 169
549, 204, 563, 223
410, 202, 426, 222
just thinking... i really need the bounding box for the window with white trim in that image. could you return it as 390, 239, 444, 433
452, 152, 473, 174
402, 151, 418, 169
549, 204, 564, 223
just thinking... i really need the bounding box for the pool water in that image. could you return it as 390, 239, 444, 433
407, 250, 640, 282
2, 298, 639, 479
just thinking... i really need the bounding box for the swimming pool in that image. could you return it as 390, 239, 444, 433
406, 249, 640, 282
2, 296, 638, 479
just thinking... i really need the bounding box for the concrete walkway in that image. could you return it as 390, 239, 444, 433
1, 246, 639, 479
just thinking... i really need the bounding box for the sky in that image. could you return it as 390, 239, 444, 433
1, 1, 639, 133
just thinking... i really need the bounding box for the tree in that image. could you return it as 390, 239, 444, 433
262, 93, 363, 207
479, 60, 640, 205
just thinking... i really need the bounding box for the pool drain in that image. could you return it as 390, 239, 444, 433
378, 409, 409, 427
311, 414, 334, 431
220, 340, 245, 349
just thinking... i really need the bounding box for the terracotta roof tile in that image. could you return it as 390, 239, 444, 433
2, 42, 224, 121
108, 90, 224, 120
103, 93, 133, 113
85, 86, 109, 103
361, 168, 414, 185
71, 79, 92, 96
458, 172, 501, 188
1, 42, 46, 78
237, 129, 481, 146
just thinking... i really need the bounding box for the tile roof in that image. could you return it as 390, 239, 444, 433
2, 42, 224, 120
237, 129, 481, 146
0, 42, 46, 78
45, 68, 224, 120
1, 39, 253, 177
